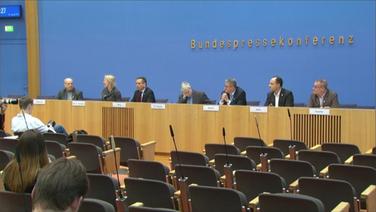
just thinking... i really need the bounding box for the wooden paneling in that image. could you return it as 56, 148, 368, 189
3, 100, 375, 153
102, 107, 134, 139
25, 0, 41, 98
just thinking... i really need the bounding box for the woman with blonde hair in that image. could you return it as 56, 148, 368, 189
2, 130, 49, 193
101, 74, 122, 101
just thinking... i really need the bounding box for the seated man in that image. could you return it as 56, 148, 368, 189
32, 158, 89, 212
57, 78, 84, 100
219, 78, 247, 105
178, 81, 209, 104
11, 97, 67, 135
308, 79, 339, 108
131, 76, 156, 103
264, 76, 294, 107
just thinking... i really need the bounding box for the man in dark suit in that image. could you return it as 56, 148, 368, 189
56, 78, 83, 100
178, 81, 209, 104
219, 78, 247, 105
264, 76, 294, 107
308, 79, 339, 108
131, 77, 156, 103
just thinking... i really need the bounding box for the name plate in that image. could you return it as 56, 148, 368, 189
33, 99, 46, 105
72, 101, 86, 107
250, 106, 268, 113
151, 103, 166, 110
309, 108, 330, 115
203, 105, 219, 111
112, 102, 126, 108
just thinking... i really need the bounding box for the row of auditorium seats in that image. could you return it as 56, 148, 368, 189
0, 134, 375, 211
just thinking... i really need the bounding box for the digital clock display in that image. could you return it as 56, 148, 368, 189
0, 5, 22, 18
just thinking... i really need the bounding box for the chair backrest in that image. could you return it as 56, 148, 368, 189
352, 154, 376, 169
76, 134, 105, 150
0, 191, 32, 212
297, 150, 341, 175
86, 173, 118, 210
43, 132, 68, 146
0, 150, 13, 170
175, 164, 220, 187
204, 144, 240, 160
45, 140, 65, 159
214, 154, 256, 175
328, 164, 376, 198
234, 170, 285, 201
79, 198, 115, 212
233, 137, 266, 152
189, 185, 247, 212
128, 159, 170, 182
247, 101, 260, 106
113, 137, 140, 166
245, 146, 283, 164
170, 151, 208, 169
269, 159, 315, 185
258, 193, 325, 212
68, 142, 102, 173
273, 139, 307, 156
321, 143, 360, 163
299, 177, 357, 212
129, 206, 178, 212
0, 138, 18, 153
124, 177, 176, 209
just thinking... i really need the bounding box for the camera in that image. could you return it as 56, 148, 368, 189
1, 98, 19, 105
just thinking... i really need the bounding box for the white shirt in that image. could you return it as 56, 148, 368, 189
274, 89, 281, 107
11, 112, 50, 133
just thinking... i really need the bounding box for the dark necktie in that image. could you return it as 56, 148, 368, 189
137, 91, 142, 102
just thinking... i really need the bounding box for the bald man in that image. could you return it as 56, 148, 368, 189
308, 79, 339, 108
57, 78, 83, 100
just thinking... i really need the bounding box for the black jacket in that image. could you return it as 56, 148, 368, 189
264, 88, 294, 107
56, 88, 83, 100
220, 87, 247, 105
131, 87, 156, 103
178, 90, 209, 104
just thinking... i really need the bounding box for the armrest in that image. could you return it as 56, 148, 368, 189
256, 163, 262, 171
241, 150, 246, 155
289, 179, 299, 192
129, 202, 144, 207
209, 159, 215, 166
320, 166, 329, 178
267, 143, 273, 147
361, 185, 376, 212
66, 155, 77, 160
310, 144, 322, 151
365, 148, 373, 154
344, 156, 353, 164
285, 154, 291, 159
249, 196, 259, 212
331, 202, 350, 212
140, 140, 156, 161
102, 147, 121, 175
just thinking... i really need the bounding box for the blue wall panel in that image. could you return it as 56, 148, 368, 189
37, 1, 375, 105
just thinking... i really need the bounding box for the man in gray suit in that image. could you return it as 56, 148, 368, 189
308, 79, 339, 108
178, 81, 209, 104
57, 78, 83, 100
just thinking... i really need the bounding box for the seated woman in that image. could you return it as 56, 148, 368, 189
2, 130, 49, 193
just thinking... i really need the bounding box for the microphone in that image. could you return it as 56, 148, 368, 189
222, 127, 230, 166
110, 135, 124, 199
287, 108, 292, 140
169, 125, 185, 179
254, 115, 262, 141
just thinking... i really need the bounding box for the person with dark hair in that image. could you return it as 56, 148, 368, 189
101, 74, 122, 101
1, 130, 49, 193
131, 76, 156, 103
264, 76, 294, 107
32, 158, 88, 212
219, 78, 247, 105
57, 78, 84, 100
11, 96, 68, 135
308, 79, 339, 108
